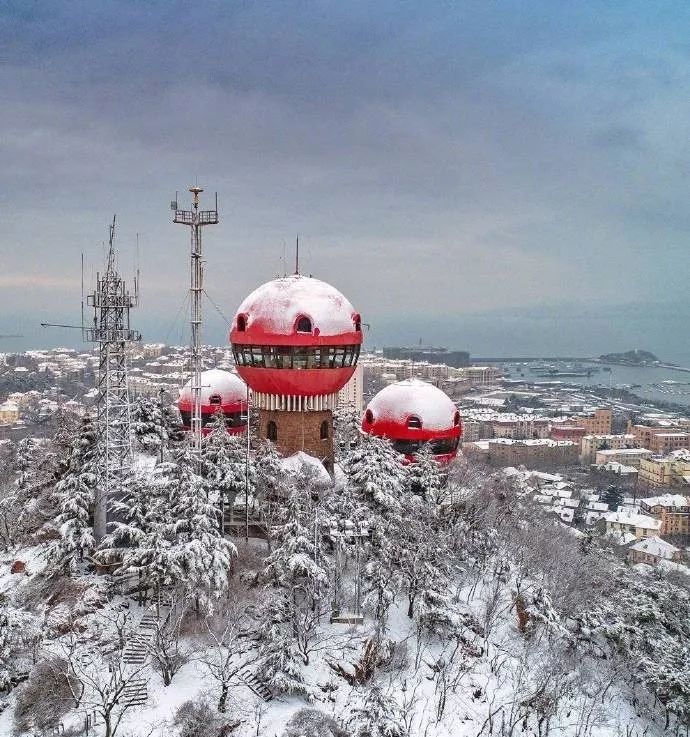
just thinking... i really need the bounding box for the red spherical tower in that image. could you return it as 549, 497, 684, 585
361, 378, 462, 464
230, 275, 363, 470
178, 368, 248, 435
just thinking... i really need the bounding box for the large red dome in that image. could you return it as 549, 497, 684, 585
230, 275, 362, 398
362, 378, 462, 463
178, 368, 248, 434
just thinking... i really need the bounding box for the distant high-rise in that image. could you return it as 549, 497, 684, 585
383, 346, 470, 368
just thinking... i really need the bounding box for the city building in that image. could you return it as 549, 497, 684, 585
549, 425, 587, 444
639, 493, 690, 539
0, 401, 19, 424
594, 448, 653, 469
337, 363, 364, 410
638, 451, 690, 490
626, 536, 681, 565
571, 408, 612, 435
648, 432, 690, 455
178, 368, 248, 435
627, 420, 690, 451
580, 434, 637, 464
230, 274, 362, 471
603, 511, 661, 539
464, 438, 578, 468
361, 378, 462, 464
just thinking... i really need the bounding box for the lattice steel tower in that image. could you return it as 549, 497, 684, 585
85, 216, 140, 542
172, 186, 219, 460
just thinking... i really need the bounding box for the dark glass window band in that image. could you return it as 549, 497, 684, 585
232, 344, 361, 370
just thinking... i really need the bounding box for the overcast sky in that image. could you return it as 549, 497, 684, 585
2, 1, 689, 360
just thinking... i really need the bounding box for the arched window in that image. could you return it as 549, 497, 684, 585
320, 420, 329, 440
365, 409, 374, 424
354, 313, 362, 332
236, 314, 246, 332
209, 394, 222, 406
296, 315, 312, 333
407, 415, 422, 429
454, 411, 461, 426
267, 421, 278, 442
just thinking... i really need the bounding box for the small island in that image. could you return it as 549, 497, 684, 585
599, 348, 659, 366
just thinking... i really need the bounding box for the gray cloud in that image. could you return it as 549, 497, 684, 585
1, 0, 689, 361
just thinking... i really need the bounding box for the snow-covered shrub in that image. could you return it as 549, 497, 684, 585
173, 696, 232, 737
282, 708, 349, 737
12, 657, 77, 735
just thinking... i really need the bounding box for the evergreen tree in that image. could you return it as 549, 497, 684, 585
50, 416, 99, 565
255, 440, 287, 550
601, 484, 623, 511
407, 443, 444, 501
169, 444, 237, 612
344, 434, 408, 513
349, 685, 404, 737
130, 395, 169, 458
333, 401, 362, 458
258, 481, 330, 697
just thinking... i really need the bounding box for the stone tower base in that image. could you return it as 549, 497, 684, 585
258, 408, 334, 472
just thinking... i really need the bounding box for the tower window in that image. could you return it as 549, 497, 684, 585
209, 394, 222, 406
365, 409, 373, 424
407, 415, 422, 429
237, 314, 246, 332
267, 421, 278, 442
454, 411, 461, 426
296, 316, 312, 333
354, 314, 362, 332
320, 420, 329, 440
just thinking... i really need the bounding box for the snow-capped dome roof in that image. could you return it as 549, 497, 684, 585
178, 369, 247, 407
364, 378, 460, 432
232, 274, 361, 338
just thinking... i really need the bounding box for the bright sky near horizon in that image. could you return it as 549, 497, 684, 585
2, 1, 689, 361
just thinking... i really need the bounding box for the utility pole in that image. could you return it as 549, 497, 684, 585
172, 186, 219, 464
84, 217, 140, 542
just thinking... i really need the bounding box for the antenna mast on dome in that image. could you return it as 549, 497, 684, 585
172, 185, 219, 460
295, 235, 300, 275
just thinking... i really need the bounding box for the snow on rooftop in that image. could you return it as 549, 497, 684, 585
235, 274, 359, 336
366, 378, 458, 431
179, 368, 247, 405
604, 511, 661, 530
641, 494, 689, 508
629, 536, 679, 559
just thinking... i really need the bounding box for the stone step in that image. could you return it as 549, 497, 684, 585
237, 667, 272, 701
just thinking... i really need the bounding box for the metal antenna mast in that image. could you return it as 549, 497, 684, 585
85, 216, 140, 542
172, 186, 219, 461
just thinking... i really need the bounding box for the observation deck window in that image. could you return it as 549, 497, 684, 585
296, 316, 312, 333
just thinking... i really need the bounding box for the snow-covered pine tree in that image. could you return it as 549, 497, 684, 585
255, 440, 287, 550
49, 416, 99, 567
407, 443, 444, 502
343, 434, 409, 513
130, 395, 169, 458
258, 480, 330, 697
99, 464, 177, 601
333, 401, 362, 458
202, 410, 254, 522
349, 684, 405, 737
169, 444, 237, 612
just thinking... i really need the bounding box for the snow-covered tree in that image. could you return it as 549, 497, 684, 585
50, 417, 99, 565
255, 440, 287, 550
0, 605, 42, 691
407, 443, 444, 502
130, 394, 169, 458
258, 481, 330, 697
169, 444, 237, 612
343, 434, 408, 513
203, 410, 254, 520
349, 684, 405, 737
333, 401, 362, 458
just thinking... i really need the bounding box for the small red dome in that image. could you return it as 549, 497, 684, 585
178, 368, 248, 434
230, 275, 362, 398
362, 378, 461, 464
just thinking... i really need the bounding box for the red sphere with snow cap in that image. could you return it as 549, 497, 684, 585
178, 368, 248, 435
362, 378, 462, 464
230, 275, 362, 398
